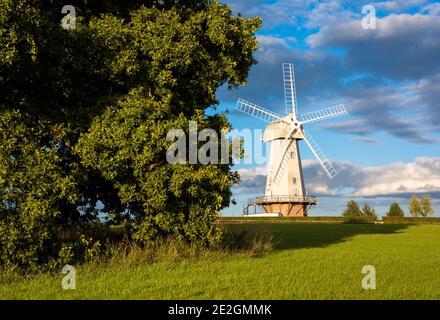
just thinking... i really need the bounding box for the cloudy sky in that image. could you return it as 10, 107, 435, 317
217, 0, 440, 217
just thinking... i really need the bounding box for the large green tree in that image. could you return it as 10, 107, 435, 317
420, 195, 434, 217
0, 0, 261, 270
361, 203, 377, 219
342, 200, 362, 218
408, 195, 422, 217
386, 202, 404, 217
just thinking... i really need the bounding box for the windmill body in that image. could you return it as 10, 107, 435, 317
237, 63, 348, 216
264, 120, 306, 198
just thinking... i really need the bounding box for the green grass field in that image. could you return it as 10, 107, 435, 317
1, 223, 440, 300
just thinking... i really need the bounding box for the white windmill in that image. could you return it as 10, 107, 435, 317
237, 63, 348, 216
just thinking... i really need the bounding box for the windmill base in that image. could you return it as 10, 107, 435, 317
262, 203, 308, 217
244, 196, 317, 217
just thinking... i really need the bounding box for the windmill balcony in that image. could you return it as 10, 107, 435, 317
249, 195, 317, 206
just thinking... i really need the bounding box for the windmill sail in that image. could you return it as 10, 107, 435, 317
303, 130, 337, 179
299, 104, 347, 124
283, 63, 298, 116
236, 99, 284, 124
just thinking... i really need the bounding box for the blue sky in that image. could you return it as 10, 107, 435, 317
216, 0, 440, 217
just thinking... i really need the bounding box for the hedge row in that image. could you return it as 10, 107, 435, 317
220, 216, 440, 225
219, 216, 377, 224
382, 217, 440, 224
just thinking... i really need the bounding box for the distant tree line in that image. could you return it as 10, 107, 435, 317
342, 201, 377, 219
408, 195, 434, 217
341, 195, 435, 218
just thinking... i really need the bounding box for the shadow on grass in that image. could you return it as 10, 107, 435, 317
224, 223, 411, 250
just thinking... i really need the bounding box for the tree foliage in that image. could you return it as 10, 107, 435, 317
342, 201, 377, 219
387, 203, 405, 217
342, 200, 362, 218
420, 195, 434, 217
408, 195, 422, 217
0, 0, 261, 270
361, 203, 377, 219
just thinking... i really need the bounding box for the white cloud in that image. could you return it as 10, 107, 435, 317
322, 84, 437, 144
286, 37, 298, 43
307, 13, 440, 47
422, 3, 440, 15
350, 157, 440, 197
352, 137, 381, 144
236, 157, 440, 198
375, 0, 428, 12
406, 73, 440, 125
305, 0, 357, 29
237, 165, 268, 180
227, 0, 309, 28
235, 165, 268, 194
257, 35, 289, 49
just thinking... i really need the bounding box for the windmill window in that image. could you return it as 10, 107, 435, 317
292, 178, 297, 185
290, 151, 295, 159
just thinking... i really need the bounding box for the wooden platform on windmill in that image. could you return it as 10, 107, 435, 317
248, 195, 317, 217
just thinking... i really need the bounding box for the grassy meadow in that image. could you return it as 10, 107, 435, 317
1, 222, 440, 300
